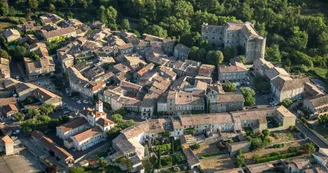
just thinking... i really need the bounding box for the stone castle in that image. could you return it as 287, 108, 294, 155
201, 22, 266, 63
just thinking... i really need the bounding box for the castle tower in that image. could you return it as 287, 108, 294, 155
96, 100, 103, 112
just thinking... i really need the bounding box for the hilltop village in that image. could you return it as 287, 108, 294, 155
0, 13, 328, 173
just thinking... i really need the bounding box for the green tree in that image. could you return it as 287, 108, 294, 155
119, 156, 133, 172
13, 112, 25, 122
67, 0, 75, 7
170, 137, 175, 153
222, 82, 237, 92
0, 49, 11, 60
303, 143, 315, 154
236, 150, 245, 167
98, 160, 108, 169
180, 32, 202, 47
160, 16, 190, 36
99, 5, 107, 24
173, 0, 194, 19
262, 129, 270, 137
111, 113, 123, 123
121, 18, 130, 31
196, 48, 207, 62
49, 3, 56, 12
107, 6, 118, 25
237, 3, 254, 21
192, 11, 218, 31
12, 46, 27, 61
240, 87, 255, 98
281, 99, 293, 108
139, 18, 149, 31
157, 149, 162, 168
206, 50, 224, 65
69, 166, 84, 173
28, 0, 39, 10
28, 109, 39, 118
245, 96, 256, 106
188, 46, 199, 61
287, 27, 308, 51
252, 138, 264, 149
144, 25, 168, 38
39, 104, 55, 116
0, 0, 9, 16
265, 44, 282, 63
142, 159, 153, 173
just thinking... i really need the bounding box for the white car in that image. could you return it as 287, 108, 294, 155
83, 100, 88, 104
13, 130, 20, 135
76, 100, 82, 104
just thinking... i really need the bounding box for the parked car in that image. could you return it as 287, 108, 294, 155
13, 130, 20, 135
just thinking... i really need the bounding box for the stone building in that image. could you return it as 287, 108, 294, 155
303, 95, 328, 119
208, 93, 244, 113
0, 136, 14, 155
218, 62, 248, 83
158, 90, 205, 115
202, 22, 266, 63
174, 44, 191, 60
270, 76, 309, 102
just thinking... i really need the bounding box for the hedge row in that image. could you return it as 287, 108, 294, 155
256, 152, 301, 163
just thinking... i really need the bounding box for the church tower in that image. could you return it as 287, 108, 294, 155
96, 100, 103, 113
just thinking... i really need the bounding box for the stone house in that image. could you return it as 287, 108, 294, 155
183, 148, 201, 169
303, 95, 328, 119
67, 67, 106, 98
0, 58, 10, 78
270, 76, 308, 102
41, 27, 76, 41
286, 159, 311, 173
172, 113, 235, 136
31, 130, 74, 166
198, 64, 215, 77
24, 56, 55, 80
56, 117, 89, 140
31, 87, 63, 108
218, 62, 248, 83
0, 104, 18, 120
159, 90, 205, 115
118, 43, 134, 55
0, 136, 14, 155
209, 93, 244, 113
3, 29, 21, 42
202, 22, 266, 63
174, 44, 191, 60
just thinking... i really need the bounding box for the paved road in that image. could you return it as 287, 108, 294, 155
296, 120, 328, 148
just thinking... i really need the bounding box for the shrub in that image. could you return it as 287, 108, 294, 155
190, 143, 200, 150
184, 128, 196, 135
154, 144, 171, 151
161, 156, 173, 167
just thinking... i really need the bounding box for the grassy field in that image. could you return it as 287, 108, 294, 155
0, 16, 26, 32
0, 22, 16, 32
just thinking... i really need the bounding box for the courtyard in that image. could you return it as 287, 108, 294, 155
0, 149, 45, 173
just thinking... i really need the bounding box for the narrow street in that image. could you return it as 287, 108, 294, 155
296, 120, 328, 148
